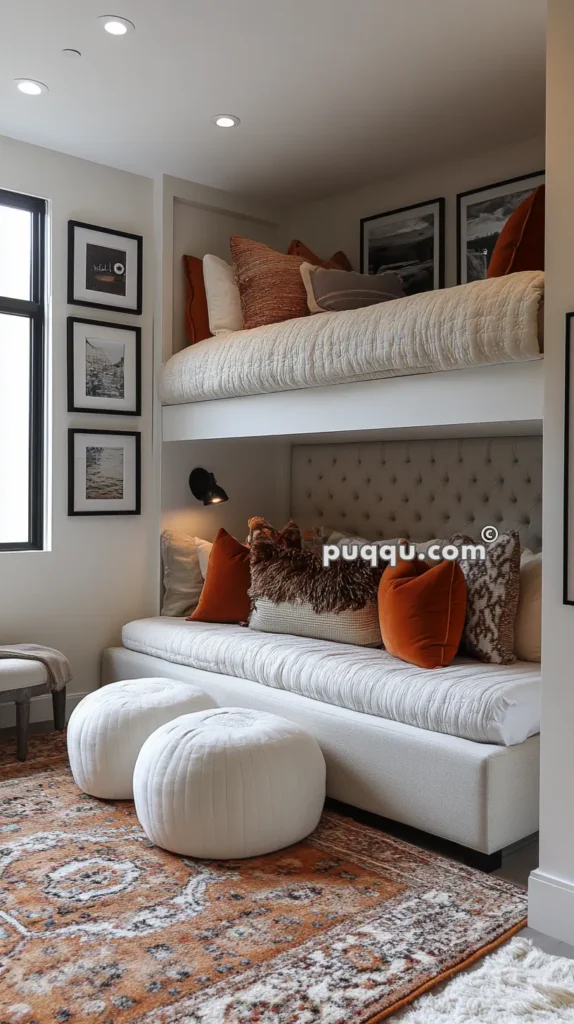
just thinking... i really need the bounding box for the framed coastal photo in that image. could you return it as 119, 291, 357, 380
67, 317, 141, 415
68, 220, 143, 314
360, 198, 445, 295
68, 429, 141, 516
457, 171, 544, 284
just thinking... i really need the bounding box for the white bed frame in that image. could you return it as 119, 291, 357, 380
103, 645, 539, 867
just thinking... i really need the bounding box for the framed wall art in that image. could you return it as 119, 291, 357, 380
360, 198, 445, 295
67, 317, 141, 415
68, 220, 143, 314
68, 429, 141, 516
457, 170, 544, 284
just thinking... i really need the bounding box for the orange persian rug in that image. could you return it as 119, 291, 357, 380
0, 737, 527, 1023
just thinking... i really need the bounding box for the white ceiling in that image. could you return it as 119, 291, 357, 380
0, 0, 546, 205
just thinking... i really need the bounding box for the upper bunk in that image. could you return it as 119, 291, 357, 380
161, 268, 544, 444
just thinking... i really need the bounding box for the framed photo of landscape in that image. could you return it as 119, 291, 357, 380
457, 171, 545, 284
360, 198, 445, 295
67, 317, 141, 415
68, 429, 141, 516
68, 220, 143, 314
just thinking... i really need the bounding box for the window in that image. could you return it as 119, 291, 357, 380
0, 189, 46, 550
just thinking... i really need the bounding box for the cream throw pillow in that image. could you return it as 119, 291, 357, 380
203, 254, 243, 334
195, 537, 213, 579
514, 550, 541, 662
161, 531, 205, 617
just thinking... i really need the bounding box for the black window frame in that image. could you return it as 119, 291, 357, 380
0, 188, 46, 551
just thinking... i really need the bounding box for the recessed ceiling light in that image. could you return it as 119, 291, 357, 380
212, 114, 241, 128
15, 79, 48, 95
98, 15, 135, 35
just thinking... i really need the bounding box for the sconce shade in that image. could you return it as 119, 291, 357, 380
189, 467, 229, 506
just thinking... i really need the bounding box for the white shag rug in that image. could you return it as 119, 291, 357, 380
399, 937, 574, 1022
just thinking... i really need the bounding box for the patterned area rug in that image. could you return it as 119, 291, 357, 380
0, 738, 527, 1023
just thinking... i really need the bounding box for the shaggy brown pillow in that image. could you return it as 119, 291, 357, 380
248, 520, 383, 646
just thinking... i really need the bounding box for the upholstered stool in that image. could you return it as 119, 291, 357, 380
67, 678, 215, 799
0, 660, 66, 761
133, 707, 326, 858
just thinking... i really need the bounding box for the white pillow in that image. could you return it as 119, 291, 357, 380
514, 550, 541, 662
203, 254, 243, 334
161, 531, 204, 617
195, 537, 213, 579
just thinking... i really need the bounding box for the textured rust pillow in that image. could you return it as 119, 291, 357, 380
182, 255, 212, 344
487, 185, 545, 278
189, 528, 250, 624
378, 557, 467, 669
287, 239, 353, 272
230, 236, 310, 329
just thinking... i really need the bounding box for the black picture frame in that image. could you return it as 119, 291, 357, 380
68, 428, 141, 516
67, 317, 142, 415
68, 220, 143, 315
360, 197, 445, 295
456, 170, 545, 285
564, 313, 574, 604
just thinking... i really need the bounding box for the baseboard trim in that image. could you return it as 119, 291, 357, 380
529, 869, 574, 944
0, 690, 88, 729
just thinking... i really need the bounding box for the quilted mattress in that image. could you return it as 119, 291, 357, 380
161, 270, 544, 404
121, 617, 541, 746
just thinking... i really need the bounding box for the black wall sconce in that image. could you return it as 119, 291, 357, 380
189, 467, 229, 506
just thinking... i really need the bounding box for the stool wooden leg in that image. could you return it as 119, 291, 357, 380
52, 688, 66, 731
16, 699, 30, 762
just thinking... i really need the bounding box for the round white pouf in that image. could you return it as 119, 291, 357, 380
133, 707, 326, 858
67, 678, 216, 799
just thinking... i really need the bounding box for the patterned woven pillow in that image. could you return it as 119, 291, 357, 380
230, 236, 309, 329
451, 531, 521, 664
248, 519, 383, 647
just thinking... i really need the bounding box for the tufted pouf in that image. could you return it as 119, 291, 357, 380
67, 678, 216, 799
133, 707, 326, 858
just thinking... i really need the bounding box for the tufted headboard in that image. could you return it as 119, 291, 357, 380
290, 436, 542, 552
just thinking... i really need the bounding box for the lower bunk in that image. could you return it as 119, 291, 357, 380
102, 643, 539, 865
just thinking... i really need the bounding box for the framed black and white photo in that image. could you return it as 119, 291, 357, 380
68, 221, 143, 314
360, 198, 445, 295
67, 317, 141, 415
564, 313, 574, 603
457, 171, 544, 284
68, 429, 141, 516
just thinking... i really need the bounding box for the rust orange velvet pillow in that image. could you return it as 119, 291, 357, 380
182, 255, 212, 344
230, 236, 310, 329
188, 528, 250, 624
287, 239, 353, 272
378, 557, 466, 669
487, 184, 545, 278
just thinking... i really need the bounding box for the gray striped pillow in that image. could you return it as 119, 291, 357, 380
300, 262, 404, 313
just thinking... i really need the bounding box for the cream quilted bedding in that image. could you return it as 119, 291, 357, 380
161, 270, 544, 405
122, 617, 541, 746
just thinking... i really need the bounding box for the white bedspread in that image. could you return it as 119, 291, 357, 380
122, 617, 540, 746
161, 270, 544, 405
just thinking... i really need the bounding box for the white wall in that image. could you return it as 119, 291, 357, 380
281, 136, 545, 286
0, 135, 155, 723
529, 0, 574, 943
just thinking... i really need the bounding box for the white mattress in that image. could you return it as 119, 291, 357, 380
122, 618, 541, 746
161, 270, 543, 405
